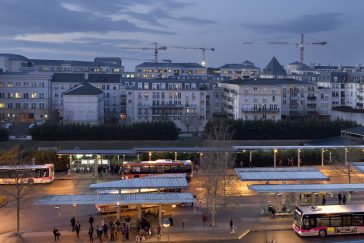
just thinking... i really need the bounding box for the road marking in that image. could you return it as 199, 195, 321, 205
238, 229, 251, 239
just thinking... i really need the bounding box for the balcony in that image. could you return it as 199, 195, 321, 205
307, 96, 317, 100
242, 107, 280, 113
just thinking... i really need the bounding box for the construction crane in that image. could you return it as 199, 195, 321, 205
121, 42, 167, 63
243, 34, 327, 64
173, 44, 215, 66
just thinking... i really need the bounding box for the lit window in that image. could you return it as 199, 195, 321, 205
31, 93, 37, 99
0, 103, 4, 109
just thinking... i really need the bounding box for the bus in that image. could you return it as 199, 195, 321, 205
0, 164, 55, 184
293, 205, 364, 237
121, 159, 193, 180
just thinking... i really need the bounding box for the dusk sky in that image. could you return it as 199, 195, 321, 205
0, 0, 363, 71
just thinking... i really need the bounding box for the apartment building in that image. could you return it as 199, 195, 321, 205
122, 79, 222, 132
63, 83, 104, 125
135, 62, 207, 79
219, 60, 260, 79
0, 54, 30, 73
0, 72, 53, 122
51, 73, 122, 122
219, 78, 331, 120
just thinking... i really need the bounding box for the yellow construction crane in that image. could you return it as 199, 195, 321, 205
121, 42, 167, 63
173, 44, 215, 66
243, 33, 327, 64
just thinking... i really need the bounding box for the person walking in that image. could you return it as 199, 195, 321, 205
103, 221, 108, 239
53, 228, 60, 241
322, 195, 326, 205
343, 194, 347, 205
71, 216, 76, 232
338, 193, 343, 205
75, 221, 81, 238
110, 222, 115, 241
96, 224, 103, 241
89, 215, 94, 227
230, 218, 235, 233
88, 226, 94, 242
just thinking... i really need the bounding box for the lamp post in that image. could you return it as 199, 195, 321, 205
163, 218, 171, 243
148, 152, 152, 161
273, 149, 278, 167
297, 149, 301, 167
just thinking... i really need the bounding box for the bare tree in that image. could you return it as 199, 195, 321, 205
0, 145, 35, 236
331, 147, 364, 183
199, 118, 233, 226
180, 111, 200, 135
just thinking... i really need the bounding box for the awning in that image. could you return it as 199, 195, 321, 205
249, 184, 364, 193
352, 162, 364, 173
37, 193, 195, 205
235, 167, 329, 181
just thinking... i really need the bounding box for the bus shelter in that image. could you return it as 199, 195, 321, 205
352, 162, 364, 173
235, 167, 329, 182
37, 192, 195, 225
248, 183, 364, 215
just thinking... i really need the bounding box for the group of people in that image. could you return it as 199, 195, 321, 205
67, 215, 132, 242
321, 193, 347, 205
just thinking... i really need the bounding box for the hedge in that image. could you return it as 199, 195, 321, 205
0, 128, 9, 141
203, 117, 358, 140
30, 121, 179, 141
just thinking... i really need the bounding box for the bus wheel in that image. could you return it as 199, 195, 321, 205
27, 179, 34, 184
318, 230, 327, 237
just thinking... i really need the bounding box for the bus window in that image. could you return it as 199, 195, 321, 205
132, 167, 141, 173
330, 217, 342, 227
317, 217, 330, 227
140, 165, 149, 173
303, 217, 315, 229
171, 166, 178, 172
352, 215, 364, 226
156, 166, 163, 173
342, 216, 352, 226
149, 166, 156, 173
124, 166, 131, 174
163, 166, 170, 173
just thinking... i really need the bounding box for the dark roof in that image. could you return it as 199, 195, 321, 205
136, 62, 205, 68
94, 57, 122, 66
304, 136, 363, 146
289, 61, 303, 65
220, 61, 260, 70
0, 53, 28, 61
51, 73, 121, 83
30, 59, 120, 67
64, 83, 103, 96
341, 126, 364, 136
314, 65, 339, 70
263, 57, 287, 76
221, 78, 312, 85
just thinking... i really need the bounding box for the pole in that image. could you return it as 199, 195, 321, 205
273, 150, 277, 168
345, 148, 348, 165
94, 156, 98, 178
174, 152, 177, 161
300, 33, 304, 63
117, 204, 120, 221
159, 204, 162, 226
297, 149, 301, 167
69, 155, 72, 176
321, 149, 324, 167
249, 151, 253, 167
137, 204, 141, 220
329, 152, 332, 165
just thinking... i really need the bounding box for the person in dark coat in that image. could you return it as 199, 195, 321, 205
338, 193, 342, 205
75, 221, 81, 238
342, 194, 347, 205
89, 215, 94, 227
53, 228, 60, 241
70, 216, 76, 231
88, 226, 94, 242
230, 218, 234, 233
322, 195, 326, 205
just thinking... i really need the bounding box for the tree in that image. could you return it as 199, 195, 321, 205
180, 111, 200, 135
0, 145, 35, 236
199, 118, 233, 226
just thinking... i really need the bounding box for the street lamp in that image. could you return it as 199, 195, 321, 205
148, 152, 152, 161
163, 218, 171, 243
273, 149, 278, 167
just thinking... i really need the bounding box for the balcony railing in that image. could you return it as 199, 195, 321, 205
307, 96, 317, 100
242, 108, 280, 113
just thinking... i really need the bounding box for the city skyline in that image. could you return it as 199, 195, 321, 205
0, 0, 363, 70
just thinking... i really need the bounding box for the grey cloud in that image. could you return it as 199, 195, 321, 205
243, 13, 344, 34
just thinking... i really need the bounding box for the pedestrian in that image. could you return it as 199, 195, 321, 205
230, 218, 234, 233
75, 221, 81, 238
103, 221, 108, 239
202, 213, 208, 227
53, 228, 60, 241
271, 207, 276, 219
96, 224, 103, 241
110, 222, 115, 241
88, 226, 94, 242
322, 195, 326, 205
343, 194, 347, 205
70, 216, 76, 231
157, 224, 161, 237
89, 215, 94, 227
338, 193, 342, 205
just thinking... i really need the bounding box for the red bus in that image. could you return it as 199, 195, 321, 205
121, 159, 193, 180
0, 164, 55, 184
293, 205, 364, 237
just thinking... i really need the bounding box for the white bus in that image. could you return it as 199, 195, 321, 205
0, 164, 55, 184
293, 205, 364, 237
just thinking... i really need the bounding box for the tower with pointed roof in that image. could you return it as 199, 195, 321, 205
260, 57, 287, 79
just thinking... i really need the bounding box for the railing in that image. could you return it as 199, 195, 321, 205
242, 108, 280, 113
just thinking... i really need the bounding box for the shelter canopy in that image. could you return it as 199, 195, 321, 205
352, 162, 364, 173
235, 167, 329, 181
249, 184, 364, 193
37, 193, 195, 205
90, 177, 188, 190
